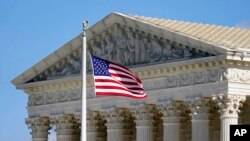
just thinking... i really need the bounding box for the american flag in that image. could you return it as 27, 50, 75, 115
91, 55, 147, 99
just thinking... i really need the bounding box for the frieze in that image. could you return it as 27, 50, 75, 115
143, 67, 225, 91
28, 68, 226, 106
29, 24, 211, 83
224, 68, 250, 83
28, 89, 81, 106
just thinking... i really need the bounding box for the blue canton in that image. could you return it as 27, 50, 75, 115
92, 56, 110, 76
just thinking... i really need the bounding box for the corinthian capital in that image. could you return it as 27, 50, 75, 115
187, 97, 210, 120
159, 101, 186, 123
50, 114, 80, 136
213, 94, 246, 117
25, 117, 51, 138
160, 101, 185, 117
133, 104, 161, 120
103, 107, 134, 129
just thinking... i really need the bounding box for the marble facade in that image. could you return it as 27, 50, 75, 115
12, 13, 250, 141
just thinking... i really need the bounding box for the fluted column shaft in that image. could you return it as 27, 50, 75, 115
191, 118, 209, 141
220, 116, 237, 141
136, 120, 153, 141
162, 116, 181, 141
106, 122, 124, 141
87, 132, 97, 141
180, 128, 186, 141
189, 98, 209, 141
164, 122, 181, 141
107, 128, 124, 141
87, 119, 98, 141
213, 129, 220, 141
26, 117, 50, 141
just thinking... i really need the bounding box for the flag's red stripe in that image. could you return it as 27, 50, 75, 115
96, 92, 147, 99
96, 85, 144, 94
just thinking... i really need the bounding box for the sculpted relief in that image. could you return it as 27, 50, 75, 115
30, 24, 210, 82
89, 26, 198, 66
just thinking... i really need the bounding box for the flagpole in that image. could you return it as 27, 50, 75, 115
81, 20, 88, 141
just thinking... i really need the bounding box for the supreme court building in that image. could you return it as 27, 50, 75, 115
12, 13, 250, 141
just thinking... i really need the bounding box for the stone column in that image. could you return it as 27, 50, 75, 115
189, 97, 210, 141
209, 100, 220, 141
213, 94, 246, 141
134, 104, 161, 141
73, 113, 81, 141
26, 117, 50, 141
87, 111, 98, 141
51, 114, 80, 141
104, 108, 134, 141
160, 101, 184, 141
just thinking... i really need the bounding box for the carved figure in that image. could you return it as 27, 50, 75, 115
72, 50, 80, 60
140, 35, 147, 63
86, 54, 92, 72
47, 66, 57, 79
115, 28, 129, 64
61, 58, 74, 75
183, 47, 192, 58
105, 34, 116, 61
126, 31, 135, 65
147, 39, 163, 63
142, 37, 151, 63
171, 44, 183, 59
67, 55, 81, 74
92, 43, 103, 57
99, 40, 108, 60
162, 44, 173, 60
43, 69, 51, 80
134, 33, 142, 63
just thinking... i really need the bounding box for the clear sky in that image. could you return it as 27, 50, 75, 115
0, 0, 250, 140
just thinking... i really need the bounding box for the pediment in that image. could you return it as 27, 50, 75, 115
12, 13, 222, 86
22, 24, 213, 84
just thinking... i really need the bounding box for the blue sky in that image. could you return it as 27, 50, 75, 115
0, 0, 250, 140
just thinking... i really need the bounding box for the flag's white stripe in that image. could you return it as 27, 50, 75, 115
95, 89, 147, 97
94, 76, 136, 84
109, 69, 138, 82
95, 82, 144, 93
95, 75, 138, 83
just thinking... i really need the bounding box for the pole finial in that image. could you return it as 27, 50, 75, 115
82, 20, 88, 37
